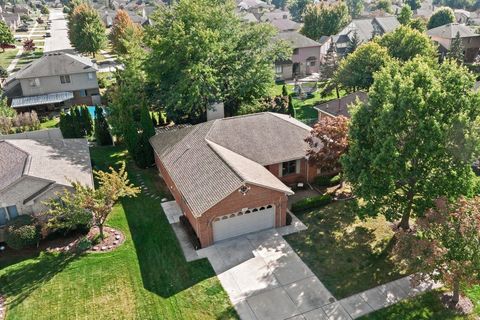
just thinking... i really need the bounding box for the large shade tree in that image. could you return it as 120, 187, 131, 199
342, 58, 480, 230
301, 2, 350, 40
145, 0, 289, 123
68, 3, 107, 57
109, 9, 142, 55
289, 0, 314, 22
376, 25, 437, 61
427, 7, 455, 29
0, 21, 14, 52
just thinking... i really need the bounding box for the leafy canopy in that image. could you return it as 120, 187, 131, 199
68, 3, 107, 56
289, 0, 314, 22
0, 20, 14, 51
427, 7, 455, 29
301, 2, 350, 40
342, 58, 480, 230
144, 0, 289, 123
109, 9, 142, 55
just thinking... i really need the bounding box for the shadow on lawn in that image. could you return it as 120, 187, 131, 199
287, 201, 404, 299
0, 252, 79, 309
122, 168, 216, 299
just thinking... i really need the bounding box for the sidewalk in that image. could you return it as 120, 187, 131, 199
7, 21, 39, 73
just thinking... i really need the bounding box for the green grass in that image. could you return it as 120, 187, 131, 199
0, 48, 19, 69
39, 117, 59, 129
360, 290, 480, 319
285, 201, 406, 299
0, 146, 237, 320
272, 84, 346, 122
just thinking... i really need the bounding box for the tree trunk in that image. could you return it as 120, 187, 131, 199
335, 85, 340, 99
452, 279, 460, 305
99, 224, 104, 239
398, 210, 410, 230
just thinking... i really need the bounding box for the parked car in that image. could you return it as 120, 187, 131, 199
16, 25, 28, 32
44, 32, 51, 37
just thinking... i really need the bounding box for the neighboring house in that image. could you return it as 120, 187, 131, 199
3, 52, 101, 114
333, 16, 400, 56
259, 10, 290, 22
319, 35, 333, 63
238, 11, 258, 23
150, 112, 319, 247
102, 9, 116, 28
270, 18, 301, 32
315, 92, 368, 121
455, 9, 471, 24
414, 0, 434, 19
0, 138, 93, 241
275, 31, 321, 80
427, 23, 480, 62
12, 4, 30, 15
237, 0, 273, 15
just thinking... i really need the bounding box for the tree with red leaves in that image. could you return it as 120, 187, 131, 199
395, 196, 480, 312
305, 115, 349, 176
23, 39, 36, 52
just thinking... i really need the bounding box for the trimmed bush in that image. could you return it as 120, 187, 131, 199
291, 194, 332, 213
314, 174, 341, 187
77, 236, 92, 252
5, 215, 41, 250
179, 215, 201, 249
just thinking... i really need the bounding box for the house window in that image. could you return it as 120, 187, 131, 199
60, 75, 71, 84
275, 64, 283, 74
0, 205, 19, 227
87, 72, 94, 80
29, 78, 40, 87
79, 89, 87, 97
293, 48, 299, 55
282, 160, 297, 176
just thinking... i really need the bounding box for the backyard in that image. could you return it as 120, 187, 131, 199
0, 146, 237, 320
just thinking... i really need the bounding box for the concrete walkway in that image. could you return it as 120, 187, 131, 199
7, 21, 39, 73
161, 201, 442, 320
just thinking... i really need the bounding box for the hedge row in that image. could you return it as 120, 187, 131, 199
291, 194, 332, 213
314, 174, 341, 187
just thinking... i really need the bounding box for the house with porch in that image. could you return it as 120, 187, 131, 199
150, 112, 319, 247
274, 31, 321, 80
0, 137, 93, 242
3, 52, 101, 115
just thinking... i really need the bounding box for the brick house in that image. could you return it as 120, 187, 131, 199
427, 23, 480, 63
150, 112, 318, 247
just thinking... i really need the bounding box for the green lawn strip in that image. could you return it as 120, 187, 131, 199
285, 201, 406, 299
360, 290, 478, 320
0, 48, 19, 69
0, 146, 237, 320
39, 117, 59, 129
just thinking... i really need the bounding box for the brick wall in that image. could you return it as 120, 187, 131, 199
154, 153, 289, 247
266, 158, 317, 185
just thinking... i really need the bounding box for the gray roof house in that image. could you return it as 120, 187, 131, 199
315, 92, 368, 121
275, 31, 321, 80
3, 52, 101, 114
150, 112, 320, 247
427, 23, 480, 62
333, 16, 400, 55
0, 138, 93, 241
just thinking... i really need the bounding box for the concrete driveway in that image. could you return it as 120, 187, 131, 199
44, 9, 73, 53
197, 230, 339, 320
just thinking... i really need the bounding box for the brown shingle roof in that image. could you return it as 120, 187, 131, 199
0, 141, 28, 191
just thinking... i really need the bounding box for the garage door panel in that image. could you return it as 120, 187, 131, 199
213, 206, 275, 242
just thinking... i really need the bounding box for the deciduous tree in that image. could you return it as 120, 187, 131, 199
68, 3, 107, 57
336, 42, 390, 90
22, 39, 35, 52
377, 25, 437, 61
374, 0, 393, 13
427, 7, 455, 29
398, 5, 413, 25
301, 2, 350, 40
346, 0, 364, 18
342, 58, 480, 230
406, 0, 421, 10
145, 0, 289, 123
289, 0, 314, 22
306, 115, 349, 175
395, 197, 480, 308
109, 9, 142, 55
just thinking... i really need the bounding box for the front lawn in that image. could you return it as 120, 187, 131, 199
0, 146, 237, 320
39, 117, 59, 129
360, 289, 480, 320
285, 201, 406, 299
0, 48, 19, 69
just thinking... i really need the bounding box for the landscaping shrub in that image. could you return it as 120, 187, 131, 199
179, 215, 201, 250
77, 236, 92, 252
5, 215, 41, 250
291, 194, 332, 213
314, 174, 341, 187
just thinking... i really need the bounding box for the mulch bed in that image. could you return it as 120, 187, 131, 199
441, 292, 474, 315
88, 226, 125, 253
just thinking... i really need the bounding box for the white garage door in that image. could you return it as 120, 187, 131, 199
213, 205, 275, 242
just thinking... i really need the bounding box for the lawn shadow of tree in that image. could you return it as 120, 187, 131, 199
0, 252, 79, 309
286, 201, 405, 299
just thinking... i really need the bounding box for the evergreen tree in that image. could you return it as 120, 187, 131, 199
80, 105, 93, 136
94, 106, 113, 145
398, 5, 413, 25
134, 106, 156, 168
346, 30, 360, 54
288, 95, 296, 117
0, 21, 14, 52
447, 31, 464, 63
282, 84, 288, 97
320, 46, 340, 98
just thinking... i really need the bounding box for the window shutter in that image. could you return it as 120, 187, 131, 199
278, 164, 283, 177
296, 159, 301, 174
